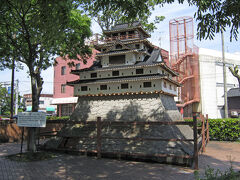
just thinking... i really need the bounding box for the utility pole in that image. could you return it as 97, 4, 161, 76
10, 58, 15, 119
221, 28, 228, 118
15, 79, 19, 115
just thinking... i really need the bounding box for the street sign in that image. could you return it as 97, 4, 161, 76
17, 112, 46, 127
8, 87, 11, 94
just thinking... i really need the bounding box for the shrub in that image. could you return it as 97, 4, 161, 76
184, 118, 240, 141
209, 118, 240, 141
46, 116, 70, 121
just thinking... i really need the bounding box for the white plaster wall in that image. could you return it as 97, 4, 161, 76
74, 79, 177, 96
199, 48, 240, 118
101, 56, 109, 67
125, 53, 135, 65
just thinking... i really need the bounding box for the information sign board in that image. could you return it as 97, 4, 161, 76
17, 112, 46, 127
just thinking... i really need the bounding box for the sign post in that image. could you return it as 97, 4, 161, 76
17, 112, 46, 153
17, 112, 46, 128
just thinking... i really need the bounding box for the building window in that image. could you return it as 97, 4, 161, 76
100, 85, 107, 90
61, 84, 66, 93
61, 66, 66, 75
121, 83, 128, 89
39, 101, 44, 105
174, 86, 177, 91
76, 63, 80, 70
169, 84, 172, 90
136, 68, 144, 74
109, 55, 125, 65
164, 82, 167, 88
162, 70, 164, 74
112, 71, 119, 76
61, 104, 73, 116
81, 86, 88, 91
143, 82, 152, 88
91, 73, 97, 78
135, 44, 140, 49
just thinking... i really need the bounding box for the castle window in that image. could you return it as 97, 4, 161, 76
100, 85, 107, 90
61, 66, 66, 75
109, 55, 125, 65
112, 71, 119, 76
121, 83, 128, 89
116, 44, 122, 49
91, 73, 97, 78
136, 68, 144, 74
129, 31, 134, 34
143, 82, 152, 88
81, 86, 88, 91
76, 63, 80, 70
164, 82, 167, 88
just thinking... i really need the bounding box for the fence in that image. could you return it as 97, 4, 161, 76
38, 114, 209, 170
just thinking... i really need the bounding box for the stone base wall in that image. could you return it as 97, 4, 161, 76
45, 94, 195, 165
70, 94, 182, 122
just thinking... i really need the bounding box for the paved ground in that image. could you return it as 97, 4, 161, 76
0, 141, 239, 180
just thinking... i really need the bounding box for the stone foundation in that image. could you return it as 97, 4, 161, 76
44, 94, 195, 165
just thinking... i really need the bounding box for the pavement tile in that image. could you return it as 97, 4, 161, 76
0, 141, 239, 180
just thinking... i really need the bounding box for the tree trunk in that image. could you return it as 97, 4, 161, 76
229, 66, 240, 88
27, 70, 43, 152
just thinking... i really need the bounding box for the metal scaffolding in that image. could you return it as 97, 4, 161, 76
169, 17, 200, 116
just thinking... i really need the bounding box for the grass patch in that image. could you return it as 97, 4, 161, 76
6, 151, 59, 162
195, 165, 240, 180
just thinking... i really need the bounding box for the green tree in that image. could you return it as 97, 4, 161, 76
81, 0, 165, 32
0, 0, 91, 152
0, 85, 10, 115
229, 66, 240, 88
0, 84, 24, 115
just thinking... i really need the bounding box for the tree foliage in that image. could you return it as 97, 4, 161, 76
160, 0, 240, 41
81, 0, 165, 32
0, 0, 91, 112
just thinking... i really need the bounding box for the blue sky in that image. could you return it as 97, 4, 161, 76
0, 2, 239, 95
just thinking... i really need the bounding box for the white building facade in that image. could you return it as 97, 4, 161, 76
199, 48, 240, 118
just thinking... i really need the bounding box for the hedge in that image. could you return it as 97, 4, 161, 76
46, 116, 70, 121
185, 118, 240, 141
208, 118, 240, 141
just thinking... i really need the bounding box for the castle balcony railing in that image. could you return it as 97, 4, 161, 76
104, 33, 146, 42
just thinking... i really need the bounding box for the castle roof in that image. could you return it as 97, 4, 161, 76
71, 48, 177, 76
67, 74, 181, 86
103, 22, 150, 38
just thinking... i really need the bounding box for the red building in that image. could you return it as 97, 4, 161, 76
52, 51, 96, 116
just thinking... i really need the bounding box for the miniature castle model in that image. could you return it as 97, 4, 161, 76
45, 22, 194, 165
